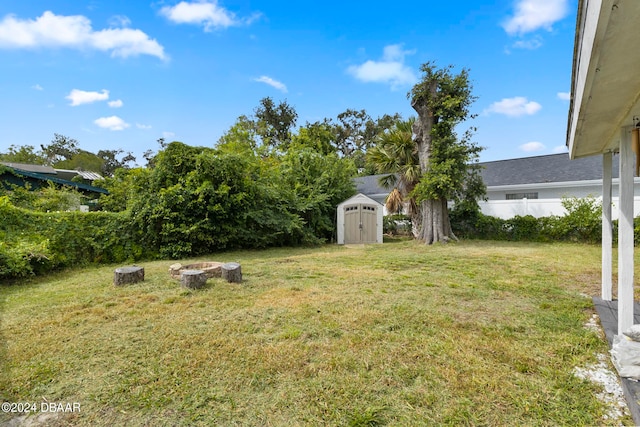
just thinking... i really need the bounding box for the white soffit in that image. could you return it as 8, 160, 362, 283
568, 0, 640, 159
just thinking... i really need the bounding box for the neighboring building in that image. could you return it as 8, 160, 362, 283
353, 174, 391, 209
0, 162, 108, 196
355, 153, 640, 219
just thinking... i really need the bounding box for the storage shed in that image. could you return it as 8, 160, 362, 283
336, 193, 383, 244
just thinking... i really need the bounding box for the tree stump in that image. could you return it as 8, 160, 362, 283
114, 266, 144, 286
181, 269, 208, 289
222, 262, 242, 283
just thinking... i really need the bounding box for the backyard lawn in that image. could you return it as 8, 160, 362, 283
0, 240, 633, 426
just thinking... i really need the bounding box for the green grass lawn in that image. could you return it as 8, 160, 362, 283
0, 240, 633, 426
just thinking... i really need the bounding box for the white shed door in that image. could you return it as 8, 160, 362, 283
344, 204, 378, 244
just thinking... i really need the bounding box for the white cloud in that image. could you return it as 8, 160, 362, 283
520, 141, 546, 152
94, 115, 130, 131
347, 44, 417, 89
557, 92, 570, 101
31, 84, 43, 90
254, 76, 287, 93
90, 27, 167, 59
511, 37, 542, 50
163, 131, 175, 139
108, 15, 131, 28
136, 123, 152, 130
0, 11, 166, 60
484, 96, 542, 117
108, 99, 123, 108
160, 1, 259, 31
553, 144, 568, 153
66, 89, 109, 106
503, 0, 570, 35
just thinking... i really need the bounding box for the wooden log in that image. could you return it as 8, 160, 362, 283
222, 262, 242, 283
114, 266, 144, 286
181, 269, 208, 289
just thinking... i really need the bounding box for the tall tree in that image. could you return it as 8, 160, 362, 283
254, 97, 298, 151
333, 109, 401, 171
54, 150, 104, 172
97, 149, 136, 176
409, 62, 482, 244
41, 134, 79, 165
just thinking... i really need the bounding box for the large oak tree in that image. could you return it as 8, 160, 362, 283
409, 62, 483, 244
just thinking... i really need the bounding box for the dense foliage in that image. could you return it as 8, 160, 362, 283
0, 197, 148, 280
124, 142, 356, 258
1, 140, 356, 279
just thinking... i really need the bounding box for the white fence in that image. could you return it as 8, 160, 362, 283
479, 197, 640, 220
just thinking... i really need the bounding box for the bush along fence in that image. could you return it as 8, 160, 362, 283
451, 196, 640, 245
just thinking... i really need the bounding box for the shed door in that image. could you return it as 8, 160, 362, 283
344, 204, 378, 244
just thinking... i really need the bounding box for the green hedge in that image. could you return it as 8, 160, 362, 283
0, 197, 152, 281
451, 196, 612, 244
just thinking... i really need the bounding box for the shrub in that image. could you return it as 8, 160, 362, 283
450, 195, 606, 244
556, 196, 602, 243
383, 214, 411, 235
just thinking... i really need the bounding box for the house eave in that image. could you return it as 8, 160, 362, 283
567, 0, 640, 159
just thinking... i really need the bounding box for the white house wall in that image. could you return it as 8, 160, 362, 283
481, 179, 640, 219
480, 196, 640, 220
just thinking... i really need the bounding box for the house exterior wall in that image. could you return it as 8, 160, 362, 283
481, 179, 640, 219
358, 173, 640, 220
480, 197, 640, 219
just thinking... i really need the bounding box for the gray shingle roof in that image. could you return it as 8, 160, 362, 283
479, 153, 619, 186
354, 174, 392, 195
356, 153, 621, 195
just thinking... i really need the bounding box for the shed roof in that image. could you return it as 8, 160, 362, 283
338, 193, 383, 207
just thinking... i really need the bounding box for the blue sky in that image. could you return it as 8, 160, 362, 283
0, 0, 576, 164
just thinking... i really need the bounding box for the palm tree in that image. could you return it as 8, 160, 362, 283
367, 118, 421, 235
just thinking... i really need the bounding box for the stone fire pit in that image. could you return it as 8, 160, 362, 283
169, 262, 223, 279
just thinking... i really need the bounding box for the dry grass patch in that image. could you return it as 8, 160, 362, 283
0, 240, 636, 425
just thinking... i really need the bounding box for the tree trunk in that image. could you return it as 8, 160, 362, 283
411, 85, 457, 244
181, 270, 208, 289
222, 262, 242, 283
417, 199, 458, 244
114, 266, 144, 286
